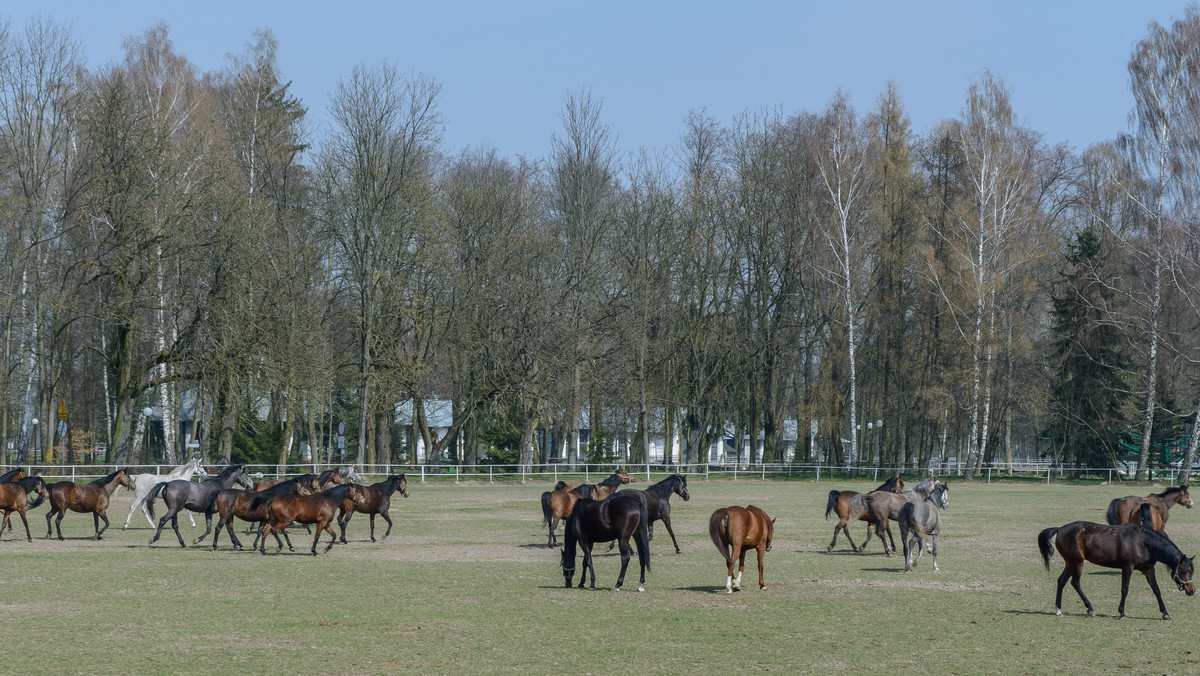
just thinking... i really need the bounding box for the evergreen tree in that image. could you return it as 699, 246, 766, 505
1047, 229, 1129, 468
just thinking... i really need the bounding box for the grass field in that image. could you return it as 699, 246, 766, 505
2, 476, 1198, 674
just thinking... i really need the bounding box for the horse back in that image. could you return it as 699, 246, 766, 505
1059, 521, 1153, 569
0, 482, 26, 509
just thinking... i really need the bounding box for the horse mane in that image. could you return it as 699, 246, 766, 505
89, 469, 124, 485
597, 471, 626, 488
1153, 485, 1189, 499
648, 474, 682, 495
0, 468, 23, 482
1141, 525, 1185, 564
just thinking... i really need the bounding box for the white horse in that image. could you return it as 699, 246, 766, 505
122, 457, 208, 530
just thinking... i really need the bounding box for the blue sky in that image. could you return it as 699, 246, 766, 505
5, 1, 1196, 160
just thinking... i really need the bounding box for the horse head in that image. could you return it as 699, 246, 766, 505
935, 482, 949, 510
349, 484, 368, 505
233, 465, 255, 491
1179, 485, 1192, 509
341, 466, 364, 483
560, 542, 577, 588
117, 468, 137, 491
1173, 556, 1196, 595
616, 468, 635, 484
764, 516, 776, 552
396, 474, 410, 498
675, 474, 690, 501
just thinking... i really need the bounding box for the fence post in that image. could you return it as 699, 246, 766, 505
585, 465, 590, 483
816, 463, 820, 482
987, 468, 991, 484
554, 465, 558, 484
421, 465, 426, 483
762, 464, 766, 481
1108, 469, 1112, 484
647, 462, 650, 483
1047, 467, 1051, 485
873, 467, 878, 482
733, 464, 737, 481
490, 466, 494, 484
456, 464, 460, 484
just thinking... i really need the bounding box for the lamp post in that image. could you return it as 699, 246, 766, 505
30, 418, 39, 466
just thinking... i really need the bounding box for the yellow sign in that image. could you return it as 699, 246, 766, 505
58, 399, 67, 421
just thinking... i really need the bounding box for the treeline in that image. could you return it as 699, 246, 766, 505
3, 12, 1200, 479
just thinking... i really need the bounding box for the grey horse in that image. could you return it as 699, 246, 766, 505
897, 481, 949, 572
147, 464, 254, 547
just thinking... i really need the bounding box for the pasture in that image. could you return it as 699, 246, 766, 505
2, 476, 1198, 674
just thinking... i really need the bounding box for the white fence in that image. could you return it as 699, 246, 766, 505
0, 461, 1186, 485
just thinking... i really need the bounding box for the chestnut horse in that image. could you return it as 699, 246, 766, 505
210, 476, 321, 551
258, 484, 367, 556
825, 475, 904, 552
0, 475, 49, 542
45, 469, 135, 540
337, 474, 409, 543
1106, 485, 1191, 536
1039, 520, 1196, 620
709, 505, 775, 594
543, 469, 635, 548
561, 493, 651, 592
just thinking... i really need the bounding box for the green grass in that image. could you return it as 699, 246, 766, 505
3, 478, 1199, 674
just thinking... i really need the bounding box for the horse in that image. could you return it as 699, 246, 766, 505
561, 493, 651, 592
210, 476, 320, 551
543, 469, 635, 548
897, 481, 950, 572
45, 469, 135, 540
1106, 485, 1191, 536
608, 473, 690, 554
258, 484, 368, 556
0, 468, 28, 484
861, 476, 942, 556
709, 505, 775, 594
147, 464, 254, 547
825, 475, 904, 552
0, 475, 49, 542
1038, 519, 1197, 620
337, 474, 409, 543
122, 457, 208, 530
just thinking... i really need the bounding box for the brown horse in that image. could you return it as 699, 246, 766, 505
0, 475, 49, 542
258, 484, 367, 555
211, 476, 319, 551
0, 468, 29, 484
709, 505, 775, 594
1039, 520, 1196, 620
825, 475, 904, 552
45, 469, 134, 540
543, 469, 635, 548
1106, 485, 1192, 535
337, 474, 409, 543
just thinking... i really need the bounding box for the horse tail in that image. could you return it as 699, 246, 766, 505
1139, 502, 1155, 530
1037, 527, 1059, 570
1105, 499, 1122, 525
825, 490, 840, 519
541, 491, 554, 525
145, 481, 169, 520
636, 497, 651, 573
26, 487, 45, 510
709, 509, 732, 567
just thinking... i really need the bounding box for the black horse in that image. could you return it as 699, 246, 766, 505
147, 464, 254, 547
337, 474, 409, 543
608, 473, 690, 554
1038, 511, 1197, 620
561, 493, 651, 592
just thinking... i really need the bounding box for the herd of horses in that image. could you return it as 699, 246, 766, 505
0, 461, 409, 556
3, 459, 1199, 617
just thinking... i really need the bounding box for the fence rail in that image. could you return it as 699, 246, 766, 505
0, 461, 1186, 486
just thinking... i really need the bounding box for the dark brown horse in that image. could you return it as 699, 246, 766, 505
0, 475, 49, 542
543, 469, 635, 548
258, 484, 367, 555
45, 469, 134, 540
1039, 520, 1196, 620
709, 505, 775, 594
825, 475, 904, 552
608, 473, 690, 554
337, 474, 409, 543
561, 493, 651, 592
210, 476, 319, 551
1106, 485, 1192, 535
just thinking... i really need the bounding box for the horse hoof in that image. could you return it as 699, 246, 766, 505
1055, 609, 1062, 616
637, 585, 645, 592
675, 549, 681, 554
1163, 614, 1173, 621
726, 588, 733, 594
612, 586, 621, 592
826, 545, 833, 552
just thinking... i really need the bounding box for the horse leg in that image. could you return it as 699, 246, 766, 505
661, 514, 681, 554
170, 514, 186, 547
380, 511, 394, 540
900, 521, 912, 571
192, 512, 214, 545
581, 541, 596, 589
756, 545, 767, 590
54, 510, 65, 540
930, 532, 939, 571
45, 506, 57, 539
123, 497, 141, 530
149, 505, 176, 545
827, 521, 844, 551
1118, 567, 1133, 619
850, 520, 866, 553
613, 537, 632, 592
280, 526, 294, 551
337, 511, 350, 544
1142, 567, 1172, 620
17, 510, 31, 542
320, 519, 337, 554
734, 546, 748, 592
95, 509, 111, 540
1067, 564, 1094, 616
547, 515, 559, 549
369, 513, 377, 542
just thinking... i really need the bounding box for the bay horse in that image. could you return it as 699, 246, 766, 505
825, 475, 904, 552
147, 464, 254, 547
861, 476, 941, 556
337, 474, 409, 543
210, 476, 321, 551
45, 469, 135, 540
1038, 520, 1196, 620
122, 457, 208, 530
608, 473, 690, 554
258, 484, 367, 556
1106, 485, 1191, 536
543, 469, 635, 548
897, 481, 949, 572
0, 475, 49, 542
709, 505, 775, 594
561, 493, 651, 592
